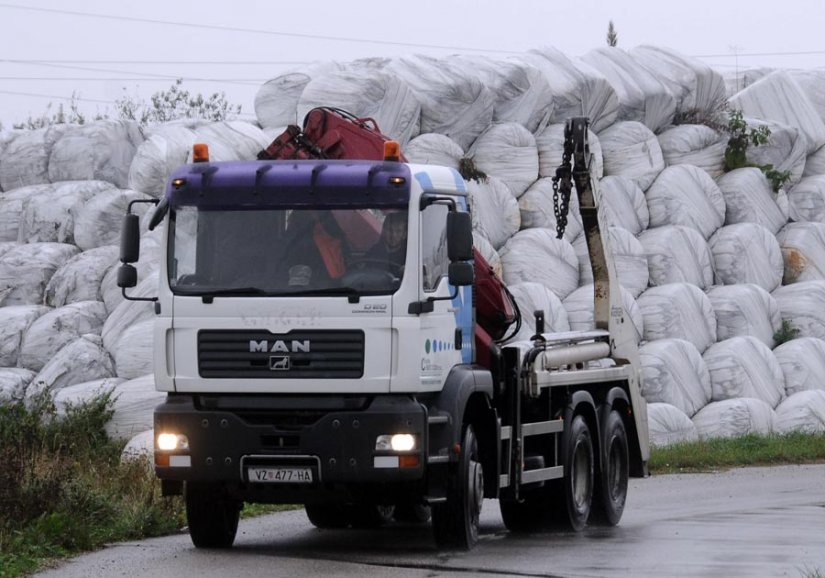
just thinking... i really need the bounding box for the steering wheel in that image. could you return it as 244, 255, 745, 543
348, 258, 404, 277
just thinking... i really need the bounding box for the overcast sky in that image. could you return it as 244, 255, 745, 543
1, 0, 823, 128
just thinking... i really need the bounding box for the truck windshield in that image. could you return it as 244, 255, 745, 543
167, 206, 408, 297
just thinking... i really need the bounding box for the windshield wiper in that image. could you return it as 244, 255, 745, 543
280, 286, 361, 297
172, 286, 273, 301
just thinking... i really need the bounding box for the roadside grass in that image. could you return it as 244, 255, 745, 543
649, 432, 825, 474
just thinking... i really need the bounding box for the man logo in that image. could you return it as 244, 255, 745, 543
269, 356, 290, 371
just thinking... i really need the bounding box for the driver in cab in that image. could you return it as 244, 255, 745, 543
364, 211, 407, 277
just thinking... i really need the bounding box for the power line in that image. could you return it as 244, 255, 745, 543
693, 49, 825, 59
0, 3, 517, 54
2, 60, 313, 65
0, 77, 271, 81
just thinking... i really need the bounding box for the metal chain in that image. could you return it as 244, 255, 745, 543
551, 133, 574, 240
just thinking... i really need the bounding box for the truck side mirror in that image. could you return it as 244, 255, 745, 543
120, 213, 141, 263
447, 211, 473, 262
117, 264, 138, 289
448, 262, 474, 287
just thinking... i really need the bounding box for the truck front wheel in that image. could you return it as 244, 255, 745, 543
590, 410, 629, 526
185, 483, 241, 548
431, 424, 483, 549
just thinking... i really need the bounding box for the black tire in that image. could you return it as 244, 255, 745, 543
393, 502, 431, 524
348, 504, 395, 528
560, 414, 594, 531
185, 483, 241, 549
590, 410, 629, 526
431, 424, 484, 549
304, 503, 351, 529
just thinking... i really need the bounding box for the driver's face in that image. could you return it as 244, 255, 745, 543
384, 218, 406, 250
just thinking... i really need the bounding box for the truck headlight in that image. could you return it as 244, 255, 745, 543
375, 433, 416, 452
157, 432, 189, 452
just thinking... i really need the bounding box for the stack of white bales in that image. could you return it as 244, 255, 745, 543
3, 45, 825, 458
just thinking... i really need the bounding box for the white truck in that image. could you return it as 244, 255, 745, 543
117, 117, 649, 550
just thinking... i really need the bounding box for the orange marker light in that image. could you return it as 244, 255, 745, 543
193, 143, 210, 163
383, 140, 401, 162
399, 455, 420, 468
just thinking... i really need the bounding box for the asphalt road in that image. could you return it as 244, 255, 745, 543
36, 464, 825, 578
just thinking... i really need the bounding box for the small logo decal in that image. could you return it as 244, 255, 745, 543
269, 356, 291, 370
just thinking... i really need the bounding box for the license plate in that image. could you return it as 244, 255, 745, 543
247, 466, 314, 484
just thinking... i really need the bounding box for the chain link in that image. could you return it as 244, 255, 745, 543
551, 132, 574, 240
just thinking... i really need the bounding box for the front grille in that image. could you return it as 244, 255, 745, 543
198, 330, 365, 379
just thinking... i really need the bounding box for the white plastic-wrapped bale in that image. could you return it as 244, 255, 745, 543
47, 120, 144, 188
786, 69, 825, 125
0, 368, 35, 403
472, 232, 502, 278
772, 280, 825, 340
121, 429, 154, 463
637, 282, 717, 352
296, 65, 420, 146
0, 183, 53, 242
386, 55, 494, 151
645, 165, 725, 239
101, 272, 159, 354
0, 242, 81, 306
499, 229, 579, 300
638, 225, 714, 289
728, 70, 825, 154
186, 121, 270, 163
739, 117, 808, 187
804, 145, 825, 178
773, 337, 825, 397
706, 284, 781, 348
107, 374, 166, 440
518, 177, 582, 242
563, 283, 644, 343
606, 227, 650, 298
72, 188, 153, 251
692, 398, 776, 440
466, 176, 520, 251
598, 121, 665, 191
0, 305, 49, 366
0, 242, 17, 259
504, 282, 570, 343
597, 176, 649, 235
100, 239, 160, 315
723, 67, 774, 98
536, 122, 604, 180
254, 62, 343, 128
454, 55, 554, 134
18, 180, 114, 244
519, 47, 619, 133
774, 390, 825, 434
18, 301, 108, 372
467, 123, 538, 198
0, 125, 69, 191
580, 47, 676, 133
44, 246, 119, 307
708, 223, 784, 292
703, 336, 785, 408
656, 124, 727, 178
776, 222, 825, 284
787, 174, 825, 222
53, 377, 122, 412
629, 46, 727, 118
26, 334, 115, 399
646, 402, 699, 447
113, 320, 153, 380
404, 133, 464, 169
128, 124, 197, 197
639, 338, 711, 417
716, 168, 788, 234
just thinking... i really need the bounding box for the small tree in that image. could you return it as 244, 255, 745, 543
12, 92, 90, 129
116, 79, 241, 127
607, 20, 618, 47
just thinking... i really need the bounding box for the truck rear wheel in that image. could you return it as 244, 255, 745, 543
560, 414, 594, 531
432, 424, 483, 549
185, 483, 241, 549
590, 410, 629, 526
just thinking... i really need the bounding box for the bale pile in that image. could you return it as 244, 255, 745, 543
3, 45, 825, 452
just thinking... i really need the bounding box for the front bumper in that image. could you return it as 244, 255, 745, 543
154, 393, 427, 498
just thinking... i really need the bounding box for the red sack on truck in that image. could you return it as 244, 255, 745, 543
258, 107, 407, 162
